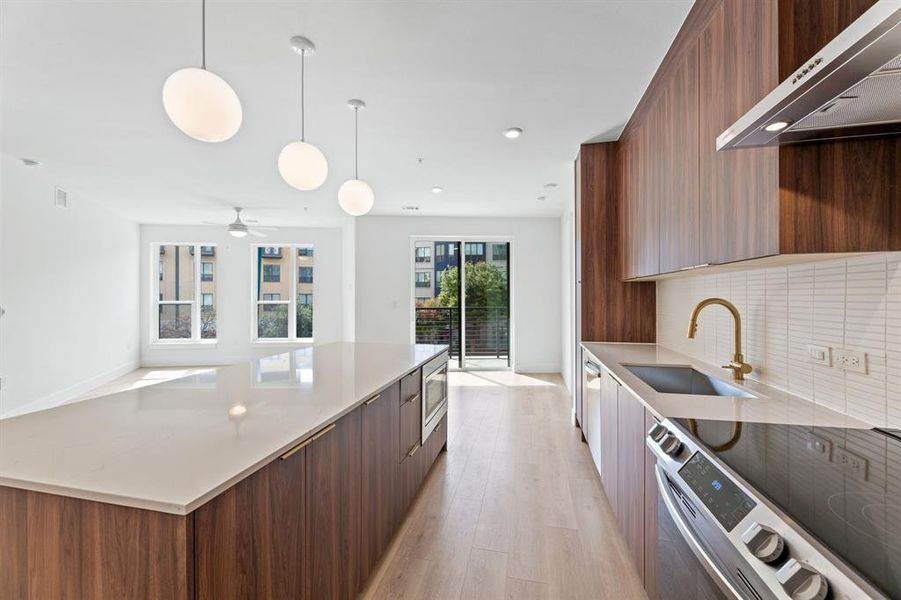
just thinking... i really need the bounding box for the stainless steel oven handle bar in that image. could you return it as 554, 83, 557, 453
655, 464, 743, 599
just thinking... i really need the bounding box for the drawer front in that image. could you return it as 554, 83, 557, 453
400, 368, 421, 405
399, 389, 421, 461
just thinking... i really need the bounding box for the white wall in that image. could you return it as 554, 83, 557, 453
0, 157, 140, 417
139, 225, 346, 366
560, 201, 575, 394
354, 216, 562, 373
657, 253, 901, 428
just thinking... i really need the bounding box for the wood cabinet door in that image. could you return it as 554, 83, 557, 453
658, 39, 700, 273
305, 408, 363, 600
616, 387, 647, 581
361, 384, 401, 585
194, 446, 306, 600
698, 0, 779, 265
599, 371, 620, 516
399, 389, 422, 462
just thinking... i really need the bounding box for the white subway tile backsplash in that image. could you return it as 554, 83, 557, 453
657, 253, 901, 428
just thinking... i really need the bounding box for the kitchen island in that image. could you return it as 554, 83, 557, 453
0, 342, 449, 599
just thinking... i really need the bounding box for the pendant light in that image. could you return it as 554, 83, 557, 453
278, 36, 328, 191
338, 99, 375, 216
162, 0, 243, 143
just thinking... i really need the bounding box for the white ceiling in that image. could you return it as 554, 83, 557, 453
1, 0, 692, 227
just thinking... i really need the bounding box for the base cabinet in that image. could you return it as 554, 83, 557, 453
1, 361, 450, 600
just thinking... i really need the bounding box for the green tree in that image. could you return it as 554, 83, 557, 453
436, 262, 507, 307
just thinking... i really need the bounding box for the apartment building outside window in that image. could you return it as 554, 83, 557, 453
416, 271, 432, 288
153, 243, 217, 342
416, 246, 431, 263
255, 244, 314, 340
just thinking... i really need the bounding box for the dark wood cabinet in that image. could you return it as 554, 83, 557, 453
194, 446, 306, 600
361, 386, 401, 584
618, 0, 897, 280
399, 382, 422, 462
304, 407, 363, 600
616, 387, 648, 580
659, 37, 701, 272
698, 0, 779, 266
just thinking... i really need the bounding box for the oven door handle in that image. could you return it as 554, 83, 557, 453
655, 464, 743, 599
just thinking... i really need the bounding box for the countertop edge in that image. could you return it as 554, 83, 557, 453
0, 344, 449, 516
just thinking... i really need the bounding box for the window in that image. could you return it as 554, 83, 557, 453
416, 246, 432, 263
492, 244, 507, 261
416, 271, 432, 288
263, 264, 280, 282
465, 242, 485, 256
153, 243, 217, 342
255, 245, 314, 340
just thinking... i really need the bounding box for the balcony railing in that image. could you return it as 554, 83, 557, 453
415, 306, 509, 362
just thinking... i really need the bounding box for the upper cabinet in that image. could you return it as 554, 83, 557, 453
620, 0, 899, 280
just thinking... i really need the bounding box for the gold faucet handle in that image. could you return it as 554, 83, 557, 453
722, 361, 753, 380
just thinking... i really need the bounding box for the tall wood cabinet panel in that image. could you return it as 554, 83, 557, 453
304, 407, 363, 600
578, 142, 655, 344
361, 385, 401, 584
599, 370, 620, 518
616, 387, 648, 580
194, 448, 305, 600
658, 38, 700, 273
698, 0, 779, 266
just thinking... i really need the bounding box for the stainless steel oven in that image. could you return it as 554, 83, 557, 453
421, 352, 448, 442
647, 418, 886, 600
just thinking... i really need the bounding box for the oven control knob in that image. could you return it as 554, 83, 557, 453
648, 423, 668, 442
776, 559, 829, 600
740, 522, 785, 564
659, 434, 683, 457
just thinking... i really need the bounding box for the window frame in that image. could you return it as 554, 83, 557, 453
252, 243, 314, 343
151, 242, 218, 345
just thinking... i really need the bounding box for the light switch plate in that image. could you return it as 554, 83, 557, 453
834, 348, 867, 373
0, 376, 7, 391
807, 344, 831, 366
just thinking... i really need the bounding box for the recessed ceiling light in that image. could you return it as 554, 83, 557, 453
537, 196, 547, 201
544, 183, 557, 189
763, 120, 791, 132
503, 127, 523, 139
20, 158, 40, 167
402, 205, 420, 211
431, 186, 443, 194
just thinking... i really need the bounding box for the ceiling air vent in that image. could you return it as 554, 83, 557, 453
54, 186, 69, 209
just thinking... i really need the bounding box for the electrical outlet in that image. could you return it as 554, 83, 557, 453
807, 344, 831, 366
833, 446, 868, 481
834, 348, 867, 373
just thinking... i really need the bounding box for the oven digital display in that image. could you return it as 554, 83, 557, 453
678, 451, 756, 532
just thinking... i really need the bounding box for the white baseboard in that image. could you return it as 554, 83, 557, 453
0, 359, 140, 419
514, 364, 563, 374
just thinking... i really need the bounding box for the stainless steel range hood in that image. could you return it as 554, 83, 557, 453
717, 0, 901, 150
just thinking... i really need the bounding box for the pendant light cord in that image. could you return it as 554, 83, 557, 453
300, 52, 305, 141
201, 0, 206, 69
354, 106, 359, 179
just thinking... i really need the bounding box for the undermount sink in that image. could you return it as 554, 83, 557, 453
623, 364, 755, 398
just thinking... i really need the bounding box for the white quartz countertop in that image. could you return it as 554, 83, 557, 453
580, 342, 873, 430
0, 342, 447, 515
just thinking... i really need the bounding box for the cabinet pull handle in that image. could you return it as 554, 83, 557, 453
408, 444, 420, 457
279, 423, 337, 460
405, 393, 420, 405
364, 393, 381, 406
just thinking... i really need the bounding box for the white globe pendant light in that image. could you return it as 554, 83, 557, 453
162, 0, 242, 143
278, 36, 328, 191
338, 99, 375, 216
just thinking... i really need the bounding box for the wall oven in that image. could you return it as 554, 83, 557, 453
647, 418, 887, 600
421, 352, 448, 442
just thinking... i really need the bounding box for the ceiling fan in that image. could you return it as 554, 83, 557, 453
204, 207, 275, 238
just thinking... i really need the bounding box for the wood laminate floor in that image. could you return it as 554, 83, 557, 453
362, 371, 646, 600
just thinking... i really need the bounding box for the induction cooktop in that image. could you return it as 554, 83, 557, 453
677, 417, 901, 599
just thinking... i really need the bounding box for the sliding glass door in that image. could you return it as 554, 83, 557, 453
413, 239, 510, 370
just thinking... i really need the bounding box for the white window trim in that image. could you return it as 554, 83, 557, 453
150, 242, 218, 346
251, 244, 314, 344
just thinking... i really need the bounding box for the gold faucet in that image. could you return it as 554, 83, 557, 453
687, 297, 752, 381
